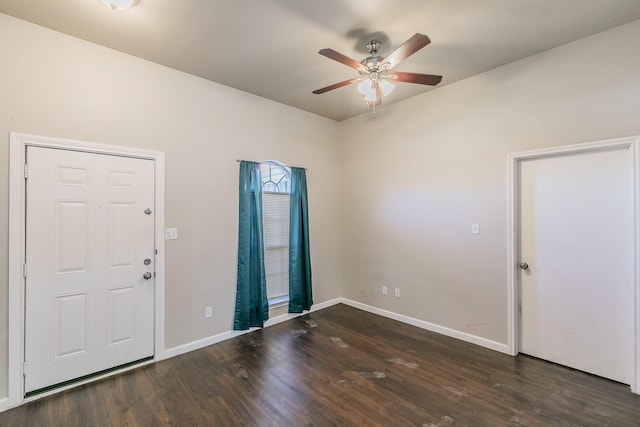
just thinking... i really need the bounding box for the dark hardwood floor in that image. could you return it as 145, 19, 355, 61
2, 303, 639, 426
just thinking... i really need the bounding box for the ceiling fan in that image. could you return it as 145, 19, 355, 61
312, 33, 442, 108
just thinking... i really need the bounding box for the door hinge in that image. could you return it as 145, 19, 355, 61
23, 263, 27, 278
24, 164, 28, 179
23, 362, 27, 373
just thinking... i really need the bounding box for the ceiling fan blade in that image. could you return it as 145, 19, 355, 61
318, 49, 363, 71
312, 78, 359, 94
388, 71, 442, 86
381, 33, 431, 69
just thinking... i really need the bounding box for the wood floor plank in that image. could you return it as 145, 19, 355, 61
1, 304, 639, 426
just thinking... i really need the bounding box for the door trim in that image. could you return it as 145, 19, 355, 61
507, 135, 640, 394
8, 132, 166, 407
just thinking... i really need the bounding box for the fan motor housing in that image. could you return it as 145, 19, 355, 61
360, 55, 384, 73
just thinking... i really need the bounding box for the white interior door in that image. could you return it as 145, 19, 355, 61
519, 146, 634, 384
25, 146, 155, 393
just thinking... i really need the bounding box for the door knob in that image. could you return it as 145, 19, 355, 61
143, 272, 152, 280
519, 262, 529, 270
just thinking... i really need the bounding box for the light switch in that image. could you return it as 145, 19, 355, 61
165, 228, 178, 240
471, 223, 480, 234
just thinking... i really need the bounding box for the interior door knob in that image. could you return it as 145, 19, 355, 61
143, 272, 152, 280
520, 262, 529, 270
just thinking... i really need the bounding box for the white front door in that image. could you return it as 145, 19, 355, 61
25, 146, 155, 394
519, 145, 634, 384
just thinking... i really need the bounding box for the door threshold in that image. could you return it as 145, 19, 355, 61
25, 356, 154, 399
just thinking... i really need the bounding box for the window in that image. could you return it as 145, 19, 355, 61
260, 161, 290, 306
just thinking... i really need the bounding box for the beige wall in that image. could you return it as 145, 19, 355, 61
0, 14, 342, 398
340, 19, 640, 344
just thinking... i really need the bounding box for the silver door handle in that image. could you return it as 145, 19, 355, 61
143, 272, 152, 280
519, 262, 529, 270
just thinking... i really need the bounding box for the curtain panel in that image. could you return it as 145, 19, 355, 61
233, 161, 269, 330
288, 167, 313, 313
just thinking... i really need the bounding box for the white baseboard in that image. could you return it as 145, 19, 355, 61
161, 296, 509, 360
0, 397, 8, 413
340, 298, 511, 354
263, 297, 342, 327
160, 297, 342, 360
160, 330, 243, 360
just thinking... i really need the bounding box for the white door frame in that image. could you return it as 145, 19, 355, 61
8, 133, 166, 407
507, 135, 640, 394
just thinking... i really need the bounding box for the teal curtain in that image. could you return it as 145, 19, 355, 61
234, 161, 269, 330
288, 167, 313, 313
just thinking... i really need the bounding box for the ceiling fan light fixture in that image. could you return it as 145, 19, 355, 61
379, 79, 395, 96
357, 79, 378, 102
101, 0, 138, 11
357, 79, 374, 96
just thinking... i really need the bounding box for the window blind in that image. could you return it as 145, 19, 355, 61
262, 192, 290, 300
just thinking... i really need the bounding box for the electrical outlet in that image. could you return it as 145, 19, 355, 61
471, 223, 480, 234
205, 306, 213, 318
382, 286, 388, 295
394, 288, 400, 297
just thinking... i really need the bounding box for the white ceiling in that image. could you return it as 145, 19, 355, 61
2, 0, 640, 121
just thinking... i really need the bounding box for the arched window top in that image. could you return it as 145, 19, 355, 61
260, 161, 290, 194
